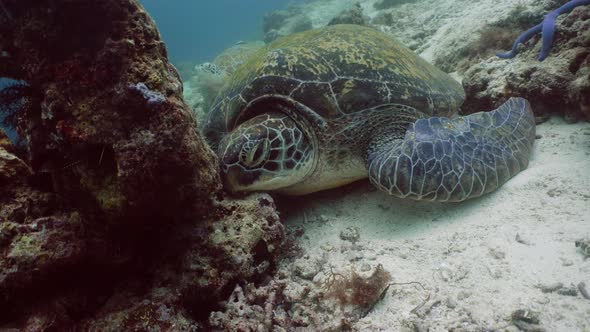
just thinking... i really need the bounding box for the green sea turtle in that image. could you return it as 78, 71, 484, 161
204, 25, 536, 201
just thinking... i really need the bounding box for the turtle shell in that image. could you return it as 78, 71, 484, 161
204, 24, 464, 147
213, 41, 265, 77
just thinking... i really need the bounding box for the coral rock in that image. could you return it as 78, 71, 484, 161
210, 260, 392, 331
0, 137, 114, 320
0, 0, 220, 222
0, 131, 30, 185
0, 1, 285, 330
462, 5, 590, 120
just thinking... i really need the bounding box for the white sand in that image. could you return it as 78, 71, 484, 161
282, 117, 590, 331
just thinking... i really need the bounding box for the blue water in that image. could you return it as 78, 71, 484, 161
0, 78, 20, 143
141, 0, 303, 64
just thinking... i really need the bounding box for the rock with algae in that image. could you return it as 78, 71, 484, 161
0, 129, 118, 322
74, 193, 283, 331
0, 0, 286, 330
462, 5, 590, 121
1, 132, 285, 330
0, 0, 219, 223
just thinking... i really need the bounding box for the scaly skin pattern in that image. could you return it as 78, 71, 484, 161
367, 98, 536, 202
497, 0, 590, 61
219, 113, 314, 192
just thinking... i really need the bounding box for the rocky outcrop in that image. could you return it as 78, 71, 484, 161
0, 138, 284, 329
0, 129, 117, 322
0, 0, 285, 329
74, 193, 283, 331
461, 5, 590, 121
364, 0, 546, 68
0, 0, 219, 223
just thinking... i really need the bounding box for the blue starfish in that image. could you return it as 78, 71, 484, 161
496, 0, 590, 61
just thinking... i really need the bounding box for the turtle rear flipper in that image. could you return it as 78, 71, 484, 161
367, 97, 536, 202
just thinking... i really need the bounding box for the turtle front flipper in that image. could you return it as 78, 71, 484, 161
367, 97, 536, 202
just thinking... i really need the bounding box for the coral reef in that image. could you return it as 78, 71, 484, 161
430, 3, 544, 72
452, 6, 544, 73
264, 15, 314, 44
0, 0, 285, 330
261, 1, 376, 44
497, 0, 590, 61
1, 124, 285, 329
361, 0, 546, 72
462, 5, 590, 121
0, 0, 219, 222
263, 0, 368, 43
263, 10, 291, 35
74, 193, 283, 331
0, 129, 117, 322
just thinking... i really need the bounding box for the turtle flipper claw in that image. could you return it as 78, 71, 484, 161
367, 98, 536, 202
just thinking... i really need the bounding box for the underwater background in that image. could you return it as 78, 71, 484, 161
140, 0, 304, 63
0, 0, 589, 330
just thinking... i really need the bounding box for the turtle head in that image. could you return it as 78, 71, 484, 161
218, 112, 315, 193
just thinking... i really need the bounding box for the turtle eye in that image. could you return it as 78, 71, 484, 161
239, 139, 270, 168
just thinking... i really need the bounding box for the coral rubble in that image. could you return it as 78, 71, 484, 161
210, 256, 392, 331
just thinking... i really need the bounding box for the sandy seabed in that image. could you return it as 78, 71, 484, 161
280, 117, 590, 331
